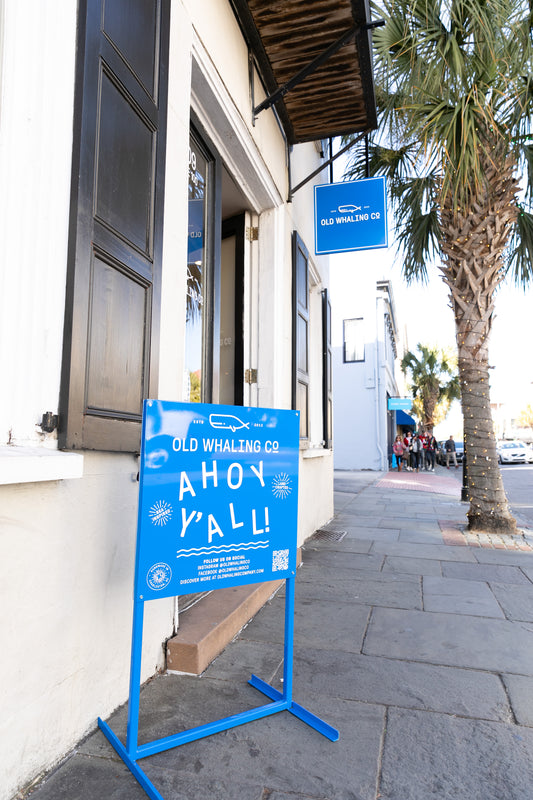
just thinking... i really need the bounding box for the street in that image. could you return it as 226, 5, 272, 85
500, 463, 533, 529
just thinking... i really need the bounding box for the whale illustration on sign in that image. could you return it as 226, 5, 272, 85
209, 413, 250, 432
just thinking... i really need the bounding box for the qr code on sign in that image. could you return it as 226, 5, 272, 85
272, 549, 289, 572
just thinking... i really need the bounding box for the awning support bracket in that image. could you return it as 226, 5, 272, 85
288, 131, 369, 202
252, 19, 384, 124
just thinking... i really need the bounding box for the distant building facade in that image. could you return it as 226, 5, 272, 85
331, 266, 402, 470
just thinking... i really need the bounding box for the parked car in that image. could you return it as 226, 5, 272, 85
437, 440, 464, 465
496, 440, 530, 464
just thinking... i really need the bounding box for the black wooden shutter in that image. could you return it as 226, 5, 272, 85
292, 231, 309, 440
59, 0, 169, 451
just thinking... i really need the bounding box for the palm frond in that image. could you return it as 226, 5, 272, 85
397, 206, 441, 283
518, 144, 533, 201
507, 208, 533, 286
342, 141, 419, 184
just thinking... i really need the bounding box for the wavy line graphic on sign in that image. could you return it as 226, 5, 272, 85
176, 541, 269, 558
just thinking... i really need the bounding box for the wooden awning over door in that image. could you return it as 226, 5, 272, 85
231, 0, 378, 144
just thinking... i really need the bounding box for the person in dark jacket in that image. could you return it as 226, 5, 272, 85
425, 430, 438, 471
445, 435, 458, 469
411, 434, 423, 472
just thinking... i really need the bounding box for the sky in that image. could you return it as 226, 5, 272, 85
392, 262, 533, 438
330, 245, 533, 439
391, 263, 533, 408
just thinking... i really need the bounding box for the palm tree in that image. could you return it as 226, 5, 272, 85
401, 344, 460, 430
345, 0, 533, 532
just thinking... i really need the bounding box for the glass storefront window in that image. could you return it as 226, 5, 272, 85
343, 317, 365, 362
185, 133, 209, 401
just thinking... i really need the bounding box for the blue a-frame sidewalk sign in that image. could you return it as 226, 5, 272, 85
98, 400, 338, 800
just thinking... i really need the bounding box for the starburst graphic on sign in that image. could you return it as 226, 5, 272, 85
272, 473, 292, 499
149, 500, 173, 526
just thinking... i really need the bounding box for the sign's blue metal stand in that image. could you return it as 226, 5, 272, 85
98, 576, 338, 800
98, 400, 338, 800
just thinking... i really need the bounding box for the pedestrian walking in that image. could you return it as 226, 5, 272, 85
425, 431, 438, 471
403, 431, 413, 471
445, 435, 458, 468
393, 435, 406, 471
411, 433, 424, 472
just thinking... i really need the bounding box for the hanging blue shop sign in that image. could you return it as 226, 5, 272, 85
388, 397, 413, 411
314, 177, 388, 255
134, 400, 300, 601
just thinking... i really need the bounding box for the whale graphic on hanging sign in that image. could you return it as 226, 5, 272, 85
209, 414, 250, 432
337, 204, 362, 213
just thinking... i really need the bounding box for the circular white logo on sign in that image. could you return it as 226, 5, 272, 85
147, 562, 172, 591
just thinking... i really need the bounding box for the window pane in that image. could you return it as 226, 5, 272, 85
297, 314, 308, 373
219, 235, 236, 404
344, 318, 364, 362
297, 380, 308, 438
296, 246, 308, 310
184, 134, 208, 402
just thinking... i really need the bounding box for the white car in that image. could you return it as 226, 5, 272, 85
496, 441, 530, 464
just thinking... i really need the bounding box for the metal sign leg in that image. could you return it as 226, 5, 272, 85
249, 576, 339, 742
98, 577, 338, 800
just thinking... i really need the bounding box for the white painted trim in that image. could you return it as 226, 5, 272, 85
190, 32, 283, 213
0, 446, 84, 485
302, 448, 332, 459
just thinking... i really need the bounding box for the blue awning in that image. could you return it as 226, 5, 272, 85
396, 409, 416, 428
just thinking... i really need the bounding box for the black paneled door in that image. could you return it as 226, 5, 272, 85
59, 0, 169, 451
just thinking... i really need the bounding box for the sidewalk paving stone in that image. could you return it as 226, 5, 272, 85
379, 708, 533, 800
364, 606, 533, 674
135, 695, 385, 800
18, 755, 149, 800
293, 572, 423, 611
383, 556, 443, 577
472, 548, 533, 567
422, 576, 505, 617
332, 514, 385, 529
299, 547, 384, 572
203, 639, 283, 683
238, 594, 370, 653
487, 582, 533, 622
519, 566, 533, 582
501, 674, 533, 727
441, 561, 532, 584
371, 541, 477, 562
397, 527, 447, 544
343, 527, 401, 543
275, 648, 512, 722
298, 547, 385, 580
308, 534, 379, 552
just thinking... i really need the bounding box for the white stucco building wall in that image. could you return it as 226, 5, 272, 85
0, 2, 333, 798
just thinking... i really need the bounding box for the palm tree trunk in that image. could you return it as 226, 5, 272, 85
439, 152, 519, 533
457, 344, 515, 532
422, 385, 439, 430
